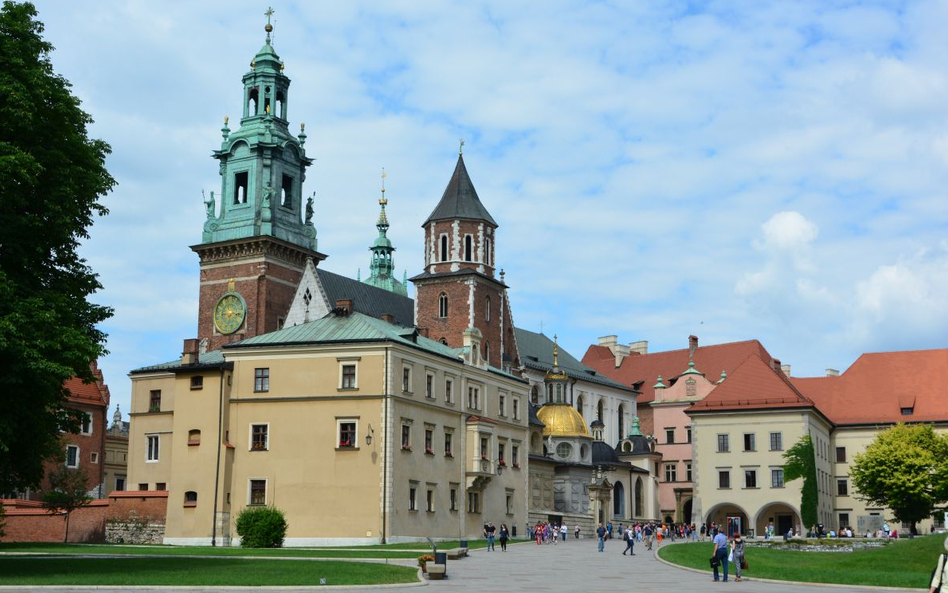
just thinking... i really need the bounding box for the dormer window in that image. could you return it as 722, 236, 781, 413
901, 407, 914, 416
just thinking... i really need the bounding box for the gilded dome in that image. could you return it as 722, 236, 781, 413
537, 404, 590, 438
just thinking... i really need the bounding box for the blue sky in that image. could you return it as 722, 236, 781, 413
32, 0, 948, 418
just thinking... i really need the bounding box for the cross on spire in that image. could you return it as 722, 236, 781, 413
265, 6, 275, 25
459, 139, 465, 155
264, 7, 275, 41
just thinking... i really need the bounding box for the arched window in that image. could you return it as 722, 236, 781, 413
617, 404, 625, 439
464, 235, 473, 261
531, 385, 539, 405
613, 481, 625, 518
184, 491, 198, 506
597, 399, 604, 422
440, 337, 448, 346
485, 296, 491, 322
440, 235, 448, 262
547, 384, 553, 403
485, 237, 492, 265
188, 429, 201, 445
576, 394, 584, 415
634, 478, 643, 518
484, 341, 490, 364
438, 293, 448, 318
248, 87, 259, 115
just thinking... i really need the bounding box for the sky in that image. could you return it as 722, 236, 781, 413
30, 0, 948, 419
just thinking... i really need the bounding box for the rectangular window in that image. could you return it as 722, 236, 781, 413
839, 513, 850, 529
498, 443, 506, 464
837, 479, 848, 496
744, 469, 757, 488
835, 447, 846, 463
771, 468, 785, 488
468, 386, 479, 410
341, 364, 357, 389
190, 375, 203, 390
409, 485, 417, 511
155, 482, 166, 491
770, 432, 783, 451
249, 479, 266, 505
743, 433, 756, 451
506, 492, 513, 515
513, 398, 520, 420
149, 390, 161, 412
901, 407, 914, 416
718, 470, 730, 489
402, 366, 412, 393
80, 413, 92, 435
664, 463, 677, 482
401, 425, 411, 450
480, 436, 489, 459
686, 426, 692, 443
338, 422, 356, 448
665, 428, 675, 444
115, 476, 126, 491
139, 483, 148, 491
426, 373, 435, 399
251, 424, 268, 451
426, 488, 435, 512
499, 394, 506, 416
717, 434, 729, 452
450, 485, 459, 511
425, 428, 434, 454
467, 491, 479, 513
146, 435, 159, 462
512, 445, 519, 467
254, 368, 270, 392
66, 445, 79, 468
233, 171, 249, 204
685, 462, 693, 482
444, 431, 453, 456
281, 173, 293, 207
445, 378, 453, 403
91, 452, 99, 464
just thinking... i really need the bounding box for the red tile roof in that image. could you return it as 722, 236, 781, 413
792, 349, 948, 426
582, 339, 774, 403
62, 361, 110, 407
688, 354, 814, 413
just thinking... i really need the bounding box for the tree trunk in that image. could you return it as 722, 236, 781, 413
63, 511, 70, 543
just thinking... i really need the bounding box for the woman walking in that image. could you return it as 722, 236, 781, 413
499, 523, 509, 551
731, 533, 746, 582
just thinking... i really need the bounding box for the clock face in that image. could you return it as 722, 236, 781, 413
213, 293, 246, 335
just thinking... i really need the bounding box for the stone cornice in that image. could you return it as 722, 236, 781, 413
191, 236, 327, 267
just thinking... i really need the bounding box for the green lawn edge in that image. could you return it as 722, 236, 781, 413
657, 534, 946, 589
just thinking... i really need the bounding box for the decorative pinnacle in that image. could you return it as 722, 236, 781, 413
264, 7, 275, 40
553, 334, 559, 367
380, 167, 388, 205
459, 139, 464, 155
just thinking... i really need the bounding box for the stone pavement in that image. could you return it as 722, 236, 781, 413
0, 538, 910, 592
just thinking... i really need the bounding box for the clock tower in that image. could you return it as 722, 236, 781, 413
193, 16, 326, 352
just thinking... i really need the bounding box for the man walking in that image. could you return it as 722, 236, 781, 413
712, 528, 729, 582
484, 522, 496, 551
597, 523, 607, 552
560, 523, 568, 542
622, 525, 635, 556
644, 523, 653, 550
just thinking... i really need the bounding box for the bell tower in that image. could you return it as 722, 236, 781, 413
193, 12, 326, 352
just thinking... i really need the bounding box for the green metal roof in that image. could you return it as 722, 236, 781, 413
131, 349, 227, 374
514, 327, 636, 393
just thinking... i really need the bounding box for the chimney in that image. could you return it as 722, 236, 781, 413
417, 327, 429, 338
688, 335, 698, 352
334, 299, 353, 316
825, 368, 840, 377
597, 335, 618, 348
780, 364, 791, 377
629, 340, 648, 355
381, 313, 396, 324
181, 338, 200, 365
772, 358, 781, 372
613, 344, 630, 368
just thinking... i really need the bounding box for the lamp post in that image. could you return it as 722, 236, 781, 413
365, 424, 374, 446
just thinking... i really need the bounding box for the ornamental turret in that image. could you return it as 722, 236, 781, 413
362, 170, 408, 296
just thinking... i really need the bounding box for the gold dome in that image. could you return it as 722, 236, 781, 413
537, 404, 590, 438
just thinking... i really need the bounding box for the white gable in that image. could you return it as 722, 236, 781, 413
284, 258, 331, 327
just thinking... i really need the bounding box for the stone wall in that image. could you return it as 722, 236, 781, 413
105, 515, 165, 544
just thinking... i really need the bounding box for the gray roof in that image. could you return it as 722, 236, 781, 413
422, 155, 497, 226
514, 327, 636, 393
317, 268, 414, 327
409, 267, 506, 286
131, 349, 227, 374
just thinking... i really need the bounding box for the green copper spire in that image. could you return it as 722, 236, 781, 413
362, 169, 408, 297
629, 416, 643, 437
202, 9, 318, 253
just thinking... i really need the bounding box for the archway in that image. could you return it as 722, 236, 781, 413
634, 478, 643, 519
754, 501, 802, 538
613, 481, 625, 518
703, 502, 750, 536
683, 498, 694, 524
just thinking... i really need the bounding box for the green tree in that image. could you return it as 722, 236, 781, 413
0, 1, 114, 494
783, 434, 818, 531
42, 466, 93, 542
850, 423, 948, 534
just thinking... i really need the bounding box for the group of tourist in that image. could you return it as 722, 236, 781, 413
482, 522, 510, 551
710, 526, 748, 582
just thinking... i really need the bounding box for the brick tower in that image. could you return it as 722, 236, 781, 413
192, 17, 325, 352
411, 151, 520, 372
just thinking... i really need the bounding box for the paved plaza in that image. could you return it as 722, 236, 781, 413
1, 538, 907, 592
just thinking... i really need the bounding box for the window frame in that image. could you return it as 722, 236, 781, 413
664, 462, 677, 482
80, 413, 93, 435
665, 428, 675, 444
401, 423, 412, 451
512, 397, 520, 420
146, 435, 160, 462
339, 361, 358, 390
717, 434, 730, 453
149, 390, 161, 413
248, 478, 267, 506
743, 433, 756, 452
65, 444, 79, 468
254, 368, 270, 393
744, 469, 758, 489
444, 377, 454, 404
835, 446, 846, 463
250, 423, 269, 451
408, 483, 418, 512
770, 432, 783, 451
438, 293, 448, 318
718, 470, 731, 489
337, 419, 358, 449
444, 429, 453, 457
837, 478, 848, 496
771, 468, 785, 488
425, 372, 435, 399
401, 365, 413, 394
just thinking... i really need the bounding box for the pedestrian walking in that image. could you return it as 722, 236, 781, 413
560, 523, 568, 542
484, 521, 496, 551
499, 523, 509, 552
927, 537, 948, 593
712, 528, 729, 582
597, 523, 607, 552
731, 532, 745, 582
622, 525, 635, 556
574, 524, 581, 539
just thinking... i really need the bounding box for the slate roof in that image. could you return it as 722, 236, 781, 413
515, 328, 635, 393
408, 267, 507, 286
582, 339, 774, 403
317, 268, 414, 327
792, 348, 948, 425
687, 354, 815, 414
422, 155, 497, 226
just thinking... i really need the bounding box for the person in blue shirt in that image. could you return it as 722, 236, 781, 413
712, 530, 729, 582
596, 523, 607, 552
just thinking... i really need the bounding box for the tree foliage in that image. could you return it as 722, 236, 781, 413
0, 1, 114, 494
783, 434, 818, 529
235, 506, 288, 548
850, 423, 948, 533
42, 466, 93, 542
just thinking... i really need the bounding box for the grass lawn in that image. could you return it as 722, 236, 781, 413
0, 542, 419, 559
658, 534, 946, 588
0, 556, 417, 586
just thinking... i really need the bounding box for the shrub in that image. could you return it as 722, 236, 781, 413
235, 506, 287, 548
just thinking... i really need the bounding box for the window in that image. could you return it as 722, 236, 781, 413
485, 296, 491, 322
717, 434, 729, 452
685, 462, 693, 482
402, 366, 412, 393
744, 469, 757, 488
467, 491, 479, 513
498, 443, 506, 464
184, 491, 197, 507
281, 173, 293, 207
139, 483, 148, 491
665, 429, 675, 444
771, 469, 785, 488
686, 426, 692, 443
409, 485, 418, 511
341, 364, 357, 389
66, 445, 79, 468
445, 378, 454, 403
513, 398, 520, 420
835, 447, 846, 463
484, 341, 490, 364
249, 479, 266, 505
425, 428, 434, 454
80, 413, 92, 435
149, 390, 161, 412
115, 476, 126, 491
254, 368, 269, 392
743, 433, 756, 451
481, 437, 490, 459
506, 491, 514, 515
401, 424, 411, 450
423, 373, 434, 399
338, 421, 356, 448
233, 171, 249, 204
188, 429, 201, 445
770, 432, 783, 451
468, 386, 479, 410
837, 479, 848, 496
512, 445, 519, 467
664, 463, 677, 482
901, 406, 913, 416
156, 482, 166, 491
190, 376, 203, 390
485, 237, 492, 266
438, 293, 448, 318
426, 488, 435, 512
450, 485, 459, 511
439, 234, 449, 262
839, 513, 850, 529
531, 385, 539, 405
718, 470, 731, 489
556, 442, 572, 458
146, 435, 159, 462
444, 431, 453, 456
464, 235, 473, 261
251, 424, 269, 451
499, 394, 506, 416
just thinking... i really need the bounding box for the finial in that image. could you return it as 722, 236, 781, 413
380, 167, 387, 205
499, 268, 505, 283
459, 139, 465, 155
264, 7, 275, 40
718, 370, 727, 384
553, 334, 559, 367
221, 116, 230, 141
227, 278, 236, 293
224, 116, 229, 125
298, 123, 307, 146
357, 268, 361, 281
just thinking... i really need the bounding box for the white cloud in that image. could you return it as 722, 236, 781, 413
757, 211, 819, 252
